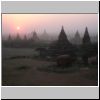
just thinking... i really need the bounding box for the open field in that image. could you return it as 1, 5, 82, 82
2, 48, 98, 86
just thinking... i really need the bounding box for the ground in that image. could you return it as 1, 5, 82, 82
2, 48, 98, 86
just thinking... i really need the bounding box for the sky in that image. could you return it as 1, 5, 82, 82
2, 14, 98, 38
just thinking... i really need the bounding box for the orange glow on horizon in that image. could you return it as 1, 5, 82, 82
2, 14, 98, 38
17, 26, 20, 30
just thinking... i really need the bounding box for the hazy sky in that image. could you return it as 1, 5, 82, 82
2, 14, 98, 37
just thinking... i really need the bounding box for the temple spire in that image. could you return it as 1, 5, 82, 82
83, 27, 91, 44
58, 26, 70, 44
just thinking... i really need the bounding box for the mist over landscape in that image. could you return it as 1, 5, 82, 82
2, 14, 98, 37
2, 14, 98, 86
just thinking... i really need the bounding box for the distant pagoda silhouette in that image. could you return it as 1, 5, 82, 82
82, 27, 92, 65
73, 30, 82, 45
8, 34, 12, 41
82, 27, 91, 44
15, 33, 21, 41
23, 34, 27, 41
58, 26, 70, 46
49, 26, 76, 56
41, 29, 50, 41
55, 26, 72, 51
31, 30, 39, 42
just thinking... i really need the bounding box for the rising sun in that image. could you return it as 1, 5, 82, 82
17, 26, 20, 30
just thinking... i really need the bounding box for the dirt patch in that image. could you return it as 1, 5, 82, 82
37, 64, 79, 73
15, 66, 30, 70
